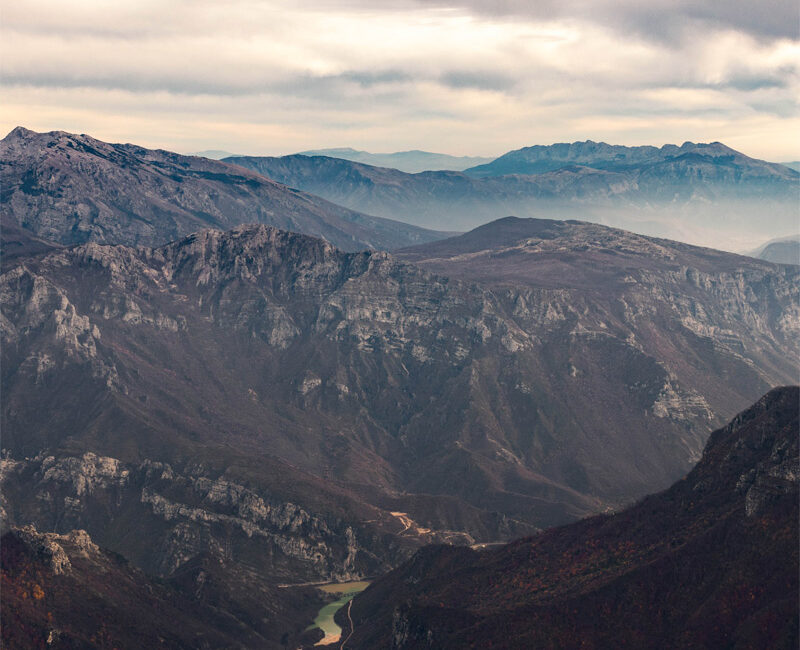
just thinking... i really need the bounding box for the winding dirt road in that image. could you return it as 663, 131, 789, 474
338, 600, 355, 649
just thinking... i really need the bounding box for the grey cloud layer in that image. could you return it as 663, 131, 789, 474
411, 0, 799, 42
1, 0, 797, 159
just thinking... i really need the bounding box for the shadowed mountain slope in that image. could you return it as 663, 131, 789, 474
0, 127, 446, 252
343, 386, 799, 649
0, 525, 326, 649
0, 214, 62, 269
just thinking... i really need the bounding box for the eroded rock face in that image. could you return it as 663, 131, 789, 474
12, 525, 100, 575
726, 399, 800, 517
2, 222, 798, 532
1, 220, 798, 601
40, 453, 129, 496
0, 452, 395, 583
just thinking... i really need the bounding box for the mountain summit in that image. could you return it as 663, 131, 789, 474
462, 139, 786, 176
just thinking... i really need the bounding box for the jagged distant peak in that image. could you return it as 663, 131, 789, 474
4, 125, 35, 139
493, 139, 746, 160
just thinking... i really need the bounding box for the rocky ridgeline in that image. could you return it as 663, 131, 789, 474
0, 126, 445, 251
4, 224, 524, 372
0, 450, 387, 583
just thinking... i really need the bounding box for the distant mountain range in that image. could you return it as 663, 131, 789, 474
463, 140, 794, 178
0, 127, 446, 252
296, 147, 494, 173
189, 149, 239, 160
748, 234, 800, 265
193, 144, 800, 177
226, 140, 799, 250
344, 386, 799, 649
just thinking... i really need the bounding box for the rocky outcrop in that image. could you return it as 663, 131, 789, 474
0, 451, 402, 584
1, 523, 325, 649
13, 526, 77, 575
11, 525, 101, 578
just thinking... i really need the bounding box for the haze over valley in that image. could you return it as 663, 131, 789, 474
225, 140, 799, 252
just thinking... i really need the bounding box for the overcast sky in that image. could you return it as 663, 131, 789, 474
2, 0, 798, 160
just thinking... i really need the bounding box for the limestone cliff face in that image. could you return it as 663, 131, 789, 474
1, 451, 393, 583
1, 220, 797, 586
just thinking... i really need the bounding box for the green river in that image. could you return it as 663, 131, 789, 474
309, 581, 370, 646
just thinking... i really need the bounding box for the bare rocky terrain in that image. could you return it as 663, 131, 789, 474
1, 218, 797, 600
1, 126, 798, 645
0, 127, 446, 252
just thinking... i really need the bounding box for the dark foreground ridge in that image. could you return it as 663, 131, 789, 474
0, 525, 325, 648
343, 386, 800, 649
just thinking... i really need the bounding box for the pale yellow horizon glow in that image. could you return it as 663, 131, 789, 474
1, 0, 798, 161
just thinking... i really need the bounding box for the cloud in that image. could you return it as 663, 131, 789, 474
1, 0, 798, 160
408, 0, 799, 43
438, 71, 516, 92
